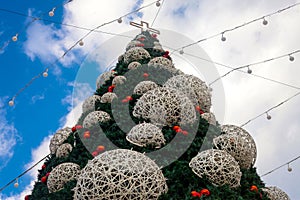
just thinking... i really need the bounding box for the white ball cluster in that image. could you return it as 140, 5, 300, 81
96, 71, 116, 89
74, 149, 168, 200
82, 95, 101, 113
133, 87, 196, 126
126, 123, 166, 148
201, 112, 217, 125
128, 61, 142, 70
262, 186, 290, 200
124, 47, 151, 63
112, 75, 126, 86
164, 74, 211, 112
133, 81, 158, 95
148, 57, 173, 68
49, 127, 72, 154
83, 111, 111, 129
100, 92, 117, 103
56, 143, 73, 158
213, 125, 257, 169
47, 162, 80, 193
189, 149, 242, 188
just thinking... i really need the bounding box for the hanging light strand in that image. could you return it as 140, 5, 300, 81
151, 0, 165, 26
209, 49, 300, 86
171, 1, 300, 53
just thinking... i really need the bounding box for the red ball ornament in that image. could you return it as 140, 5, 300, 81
83, 131, 91, 139
41, 176, 47, 183
164, 51, 169, 55
97, 145, 105, 152
191, 191, 201, 197
138, 37, 145, 42
75, 125, 83, 130
46, 172, 51, 177
92, 151, 98, 157
126, 96, 133, 101
250, 185, 258, 193
143, 73, 149, 78
136, 43, 145, 47
172, 125, 180, 131
72, 126, 77, 132
42, 164, 46, 170
200, 188, 210, 196
151, 33, 157, 38
108, 86, 114, 92
25, 195, 30, 200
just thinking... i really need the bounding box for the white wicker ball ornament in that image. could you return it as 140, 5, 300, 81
215, 125, 257, 169
133, 87, 196, 126
189, 149, 242, 188
127, 61, 142, 70
96, 71, 116, 89
124, 47, 151, 63
100, 92, 117, 103
82, 95, 101, 113
112, 75, 126, 85
133, 81, 158, 95
74, 149, 168, 200
49, 127, 72, 154
201, 112, 217, 125
148, 56, 174, 69
56, 143, 73, 158
164, 74, 212, 112
47, 162, 81, 193
262, 186, 290, 200
83, 111, 111, 129
126, 123, 166, 148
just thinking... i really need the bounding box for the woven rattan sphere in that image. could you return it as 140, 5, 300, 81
126, 123, 166, 148
56, 143, 73, 158
164, 74, 211, 112
133, 81, 158, 95
126, 40, 141, 51
148, 57, 173, 68
128, 61, 142, 70
124, 47, 151, 64
133, 87, 196, 126
74, 149, 168, 200
83, 111, 111, 129
112, 75, 126, 86
214, 125, 257, 169
201, 112, 217, 125
100, 92, 117, 103
49, 127, 72, 154
96, 71, 116, 89
189, 149, 242, 188
47, 162, 80, 193
262, 186, 290, 200
82, 95, 101, 113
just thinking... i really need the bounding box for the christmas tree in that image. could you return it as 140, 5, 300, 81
26, 26, 290, 200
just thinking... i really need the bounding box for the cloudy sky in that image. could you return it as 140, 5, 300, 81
0, 0, 299, 199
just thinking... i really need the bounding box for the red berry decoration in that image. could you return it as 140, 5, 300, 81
136, 43, 145, 47
25, 195, 30, 200
191, 191, 201, 197
71, 126, 77, 132
196, 105, 204, 114
122, 99, 129, 103
41, 176, 47, 183
42, 164, 46, 169
83, 131, 90, 139
200, 188, 210, 196
46, 172, 51, 177
126, 96, 133, 101
92, 151, 98, 157
97, 145, 105, 152
75, 125, 83, 130
172, 125, 180, 132
164, 51, 169, 55
250, 185, 259, 193
143, 73, 149, 78
138, 37, 145, 42
108, 86, 114, 92
151, 33, 157, 38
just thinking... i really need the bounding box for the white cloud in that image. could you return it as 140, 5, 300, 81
9, 0, 300, 199
0, 97, 19, 171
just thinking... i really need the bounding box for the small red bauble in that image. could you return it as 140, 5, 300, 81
25, 195, 30, 200
126, 96, 133, 101
42, 164, 46, 169
92, 151, 98, 157
71, 126, 76, 132
97, 145, 105, 152
191, 191, 201, 197
143, 73, 149, 78
41, 176, 47, 183
75, 125, 82, 130
250, 185, 258, 193
46, 172, 51, 177
83, 131, 90, 139
151, 33, 157, 38
200, 188, 210, 196
172, 125, 180, 131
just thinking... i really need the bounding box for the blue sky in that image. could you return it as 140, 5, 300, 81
0, 0, 300, 199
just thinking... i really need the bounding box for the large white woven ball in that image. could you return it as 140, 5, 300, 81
56, 143, 73, 158
124, 47, 151, 63
133, 81, 158, 95
189, 149, 242, 188
74, 149, 168, 200
49, 127, 72, 154
96, 71, 116, 89
83, 111, 111, 129
100, 92, 117, 103
262, 186, 290, 200
82, 95, 101, 113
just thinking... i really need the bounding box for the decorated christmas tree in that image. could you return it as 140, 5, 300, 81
26, 24, 290, 200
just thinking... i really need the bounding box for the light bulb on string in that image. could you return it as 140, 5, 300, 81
8, 99, 14, 107
209, 87, 213, 92
287, 163, 292, 172
43, 69, 48, 77
12, 34, 18, 42
289, 55, 295, 62
262, 18, 268, 25
79, 40, 84, 46
266, 112, 271, 120
247, 66, 252, 74
14, 179, 19, 188
179, 48, 184, 55
117, 18, 122, 23
49, 8, 56, 17
156, 1, 161, 7
221, 33, 226, 42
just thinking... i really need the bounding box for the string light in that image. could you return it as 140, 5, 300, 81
79, 39, 84, 46
11, 34, 18, 42
266, 112, 272, 120
49, 8, 56, 17
13, 179, 19, 188
262, 17, 268, 25
8, 99, 14, 107
209, 49, 300, 86
289, 54, 295, 61
179, 48, 184, 55
261, 154, 300, 177
117, 18, 122, 23
151, 0, 164, 26
247, 66, 252, 74
156, 0, 161, 7
287, 163, 292, 172
221, 33, 226, 41
171, 2, 300, 53
43, 69, 49, 77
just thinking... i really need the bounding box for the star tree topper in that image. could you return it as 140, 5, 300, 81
130, 21, 160, 35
